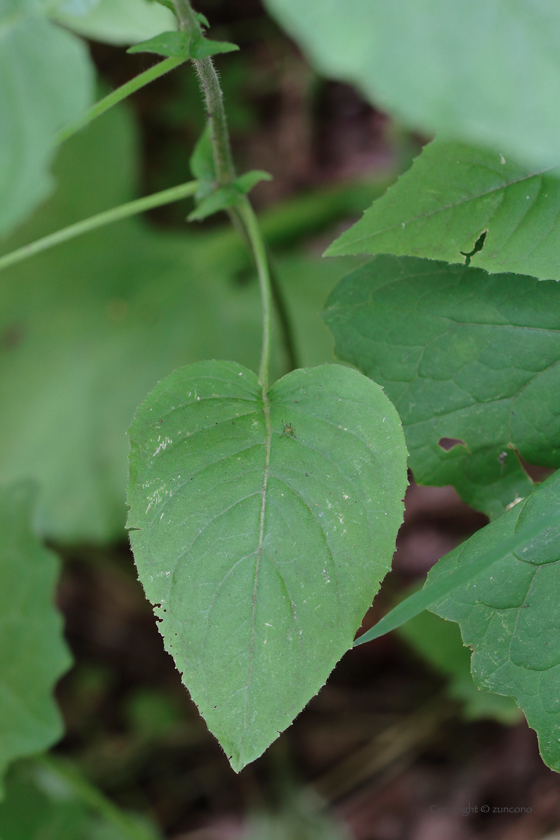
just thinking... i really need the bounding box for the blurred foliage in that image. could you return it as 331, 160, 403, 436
398, 602, 522, 725
0, 101, 373, 542
0, 0, 537, 834
242, 789, 351, 840
0, 485, 71, 797
0, 758, 160, 839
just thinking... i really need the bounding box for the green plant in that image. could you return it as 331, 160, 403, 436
1, 0, 559, 823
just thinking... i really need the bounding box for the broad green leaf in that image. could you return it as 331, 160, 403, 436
324, 255, 560, 517
263, 0, 560, 171
0, 104, 364, 542
356, 497, 560, 646
328, 140, 560, 282
127, 361, 407, 770
0, 484, 71, 797
128, 31, 238, 60
398, 607, 521, 724
0, 1, 93, 237
0, 758, 160, 839
57, 0, 100, 14
50, 0, 175, 45
428, 469, 560, 773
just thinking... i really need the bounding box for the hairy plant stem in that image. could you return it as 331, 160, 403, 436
56, 56, 186, 145
0, 180, 198, 274
173, 0, 275, 387
173, 0, 236, 186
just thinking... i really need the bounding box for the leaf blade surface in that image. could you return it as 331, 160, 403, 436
324, 255, 560, 516
0, 484, 71, 796
263, 0, 560, 171
428, 469, 560, 772
127, 361, 407, 769
0, 2, 93, 237
328, 140, 560, 282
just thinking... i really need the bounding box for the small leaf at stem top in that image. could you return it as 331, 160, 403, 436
128, 30, 190, 57
128, 31, 238, 59
188, 171, 272, 221
189, 125, 216, 201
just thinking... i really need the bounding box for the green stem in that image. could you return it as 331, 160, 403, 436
172, 0, 274, 387
56, 56, 186, 145
268, 252, 300, 373
172, 0, 236, 185
0, 180, 198, 273
238, 200, 273, 390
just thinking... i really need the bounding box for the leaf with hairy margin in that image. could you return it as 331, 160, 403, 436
328, 140, 560, 282
428, 469, 560, 773
127, 361, 407, 770
0, 484, 71, 797
324, 255, 560, 518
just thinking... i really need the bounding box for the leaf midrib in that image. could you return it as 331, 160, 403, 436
241, 385, 272, 751
333, 166, 554, 251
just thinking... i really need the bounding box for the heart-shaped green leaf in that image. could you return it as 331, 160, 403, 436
127, 361, 407, 770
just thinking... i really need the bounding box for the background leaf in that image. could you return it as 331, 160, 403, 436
398, 606, 521, 724
428, 469, 560, 772
0, 105, 363, 542
49, 0, 175, 45
242, 789, 351, 840
328, 139, 560, 282
127, 361, 407, 770
263, 0, 560, 171
0, 484, 71, 796
0, 758, 160, 839
324, 255, 560, 517
0, 1, 93, 237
